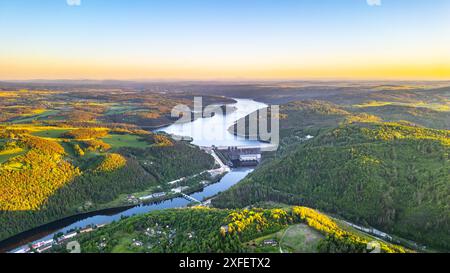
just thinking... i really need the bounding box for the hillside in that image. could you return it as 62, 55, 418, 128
352, 103, 450, 130
214, 122, 450, 250
50, 206, 410, 253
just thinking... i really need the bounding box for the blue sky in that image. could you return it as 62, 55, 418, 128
0, 0, 449, 80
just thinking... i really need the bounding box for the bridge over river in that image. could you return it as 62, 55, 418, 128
179, 193, 201, 204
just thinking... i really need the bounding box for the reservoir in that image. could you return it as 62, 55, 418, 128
1, 98, 268, 253
156, 98, 268, 147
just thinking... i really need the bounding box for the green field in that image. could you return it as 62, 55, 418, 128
279, 224, 324, 253
245, 224, 324, 253
0, 151, 23, 164
0, 147, 27, 164
105, 105, 143, 115
60, 141, 78, 157
102, 134, 150, 149
110, 232, 140, 253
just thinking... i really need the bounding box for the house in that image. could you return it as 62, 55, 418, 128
132, 239, 143, 247
220, 225, 229, 234
62, 232, 78, 241
139, 192, 166, 201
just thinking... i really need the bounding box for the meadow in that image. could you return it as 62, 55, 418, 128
102, 134, 149, 149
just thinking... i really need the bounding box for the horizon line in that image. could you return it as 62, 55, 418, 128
2, 78, 450, 83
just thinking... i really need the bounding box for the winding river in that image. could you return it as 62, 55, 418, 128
1, 98, 268, 253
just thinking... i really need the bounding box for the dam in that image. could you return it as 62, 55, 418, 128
214, 146, 262, 167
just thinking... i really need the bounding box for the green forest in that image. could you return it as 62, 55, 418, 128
214, 122, 450, 250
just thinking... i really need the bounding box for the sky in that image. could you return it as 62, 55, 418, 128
0, 0, 449, 80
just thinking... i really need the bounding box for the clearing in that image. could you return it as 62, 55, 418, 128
102, 134, 150, 149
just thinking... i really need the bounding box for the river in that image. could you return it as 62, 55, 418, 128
1, 98, 268, 253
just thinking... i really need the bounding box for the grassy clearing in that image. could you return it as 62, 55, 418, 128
105, 105, 143, 115
102, 134, 149, 149
279, 224, 323, 253
110, 232, 140, 253
60, 142, 77, 157
32, 128, 70, 139
244, 224, 324, 253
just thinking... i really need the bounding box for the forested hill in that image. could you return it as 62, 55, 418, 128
213, 122, 450, 250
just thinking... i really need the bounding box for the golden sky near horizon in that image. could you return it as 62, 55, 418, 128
1, 0, 449, 81
2, 54, 449, 81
